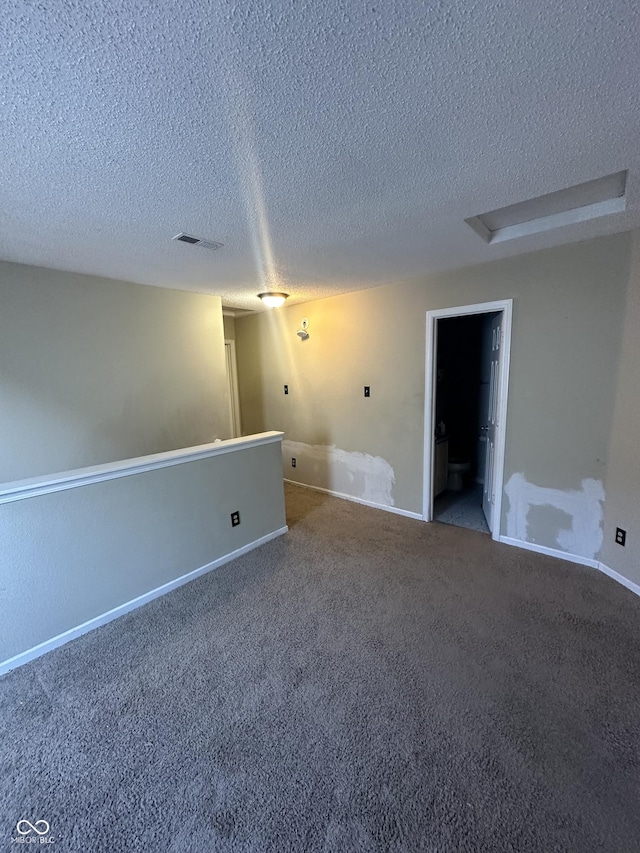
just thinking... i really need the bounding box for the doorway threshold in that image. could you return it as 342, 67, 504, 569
433, 484, 489, 534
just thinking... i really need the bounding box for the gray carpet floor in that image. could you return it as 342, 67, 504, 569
1, 483, 639, 852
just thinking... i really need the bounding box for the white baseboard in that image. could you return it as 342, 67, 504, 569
596, 562, 640, 598
499, 536, 640, 598
0, 526, 288, 677
498, 536, 600, 569
283, 479, 423, 520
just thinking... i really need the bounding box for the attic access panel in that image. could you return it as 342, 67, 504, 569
466, 171, 627, 244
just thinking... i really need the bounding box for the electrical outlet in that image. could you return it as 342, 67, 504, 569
364, 386, 370, 398
292, 457, 296, 468
284, 384, 288, 395
615, 527, 626, 546
231, 510, 240, 527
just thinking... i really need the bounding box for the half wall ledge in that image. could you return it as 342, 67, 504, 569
0, 431, 286, 674
0, 431, 284, 504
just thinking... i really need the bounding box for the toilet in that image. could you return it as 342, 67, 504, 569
447, 458, 471, 491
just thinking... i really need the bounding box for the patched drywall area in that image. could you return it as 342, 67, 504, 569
235, 232, 631, 542
283, 440, 395, 508
504, 473, 605, 560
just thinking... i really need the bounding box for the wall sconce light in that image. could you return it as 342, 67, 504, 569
258, 292, 288, 308
297, 318, 310, 340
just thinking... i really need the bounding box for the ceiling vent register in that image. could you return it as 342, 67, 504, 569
172, 233, 223, 251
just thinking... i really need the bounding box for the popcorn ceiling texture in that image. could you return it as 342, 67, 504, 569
1, 0, 639, 309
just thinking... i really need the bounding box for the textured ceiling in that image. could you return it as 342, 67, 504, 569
1, 0, 639, 311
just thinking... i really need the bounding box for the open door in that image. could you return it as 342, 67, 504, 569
481, 313, 503, 531
423, 299, 512, 540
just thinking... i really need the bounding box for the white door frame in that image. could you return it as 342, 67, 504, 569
422, 299, 513, 539
225, 339, 242, 438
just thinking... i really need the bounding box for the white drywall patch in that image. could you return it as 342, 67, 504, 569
504, 473, 605, 560
283, 440, 395, 507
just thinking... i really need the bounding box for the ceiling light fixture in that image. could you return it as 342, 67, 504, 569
258, 292, 288, 308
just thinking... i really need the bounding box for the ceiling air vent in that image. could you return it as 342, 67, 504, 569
466, 170, 628, 244
172, 232, 223, 251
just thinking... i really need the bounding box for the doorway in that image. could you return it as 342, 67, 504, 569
423, 300, 512, 539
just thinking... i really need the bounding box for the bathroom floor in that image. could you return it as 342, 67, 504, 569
433, 482, 490, 534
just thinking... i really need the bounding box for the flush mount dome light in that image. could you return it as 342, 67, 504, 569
258, 292, 288, 308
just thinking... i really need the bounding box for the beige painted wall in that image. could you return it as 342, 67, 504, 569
601, 231, 640, 583
0, 437, 286, 666
235, 232, 633, 564
223, 314, 236, 341
0, 261, 230, 482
